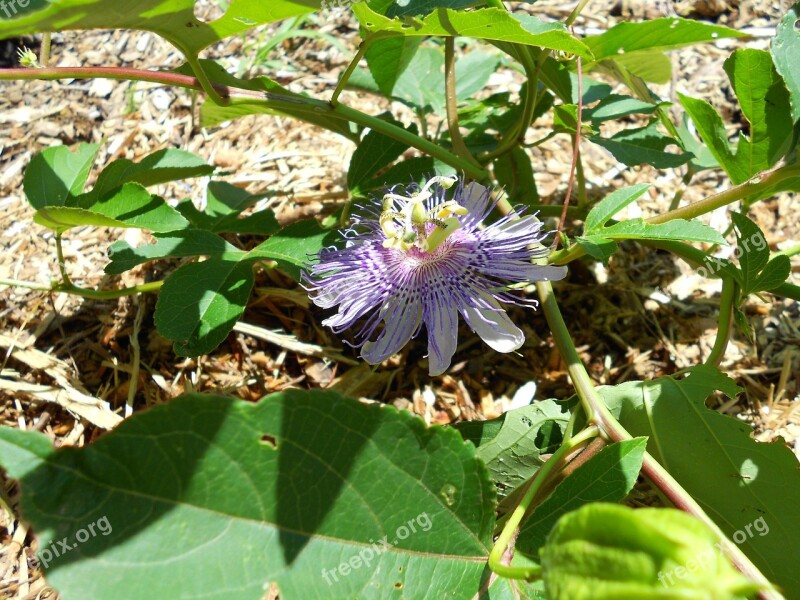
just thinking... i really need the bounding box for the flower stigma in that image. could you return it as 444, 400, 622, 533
379, 176, 467, 253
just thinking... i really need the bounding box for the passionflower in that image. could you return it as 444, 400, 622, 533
304, 176, 567, 376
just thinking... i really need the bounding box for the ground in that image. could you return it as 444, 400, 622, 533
1, 1, 798, 598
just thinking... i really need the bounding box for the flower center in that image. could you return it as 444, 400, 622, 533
379, 176, 467, 254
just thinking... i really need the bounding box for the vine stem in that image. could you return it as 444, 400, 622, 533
535, 278, 780, 598
488, 425, 600, 579
444, 37, 480, 167
0, 278, 164, 299
705, 276, 736, 367
549, 161, 800, 266
0, 65, 487, 180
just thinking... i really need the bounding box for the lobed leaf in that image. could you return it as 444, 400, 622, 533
771, 2, 800, 122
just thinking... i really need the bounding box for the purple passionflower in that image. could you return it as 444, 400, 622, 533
304, 176, 567, 376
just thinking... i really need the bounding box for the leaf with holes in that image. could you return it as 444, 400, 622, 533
0, 390, 496, 600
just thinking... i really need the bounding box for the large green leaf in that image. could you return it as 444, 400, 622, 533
584, 17, 745, 61
0, 390, 496, 600
601, 365, 800, 596
365, 36, 424, 97
0, 0, 321, 55
23, 143, 99, 209
590, 123, 691, 169
680, 50, 793, 184
454, 399, 569, 498
771, 2, 800, 122
722, 49, 794, 170
516, 438, 647, 560
353, 5, 592, 58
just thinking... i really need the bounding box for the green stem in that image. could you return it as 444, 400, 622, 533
0, 278, 163, 299
549, 161, 800, 265
565, 0, 595, 25
488, 425, 600, 579
40, 32, 51, 67
705, 276, 736, 367
0, 65, 486, 179
184, 53, 229, 106
536, 278, 778, 597
333, 103, 488, 180
331, 36, 374, 105
444, 37, 480, 167
775, 242, 800, 258
54, 233, 71, 286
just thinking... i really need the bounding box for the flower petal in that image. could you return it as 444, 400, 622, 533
361, 295, 422, 364
462, 301, 524, 353
424, 290, 459, 376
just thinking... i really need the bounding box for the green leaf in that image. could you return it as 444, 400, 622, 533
348, 119, 415, 194
601, 365, 800, 595
590, 123, 691, 169
610, 49, 673, 84
772, 2, 800, 122
731, 212, 770, 295
493, 147, 539, 206
586, 95, 660, 124
23, 143, 99, 209
584, 17, 745, 62
33, 206, 133, 234
723, 49, 794, 169
249, 219, 338, 281
584, 184, 651, 232
540, 503, 763, 599
680, 50, 794, 185
88, 149, 214, 201
353, 6, 592, 58
105, 230, 241, 275
597, 218, 726, 245
74, 183, 190, 233
516, 438, 647, 559
0, 0, 320, 55
453, 399, 569, 498
176, 182, 279, 235
0, 390, 495, 600
155, 259, 254, 355
380, 0, 479, 18
754, 255, 791, 292
575, 236, 618, 263
365, 36, 423, 97
389, 46, 445, 112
